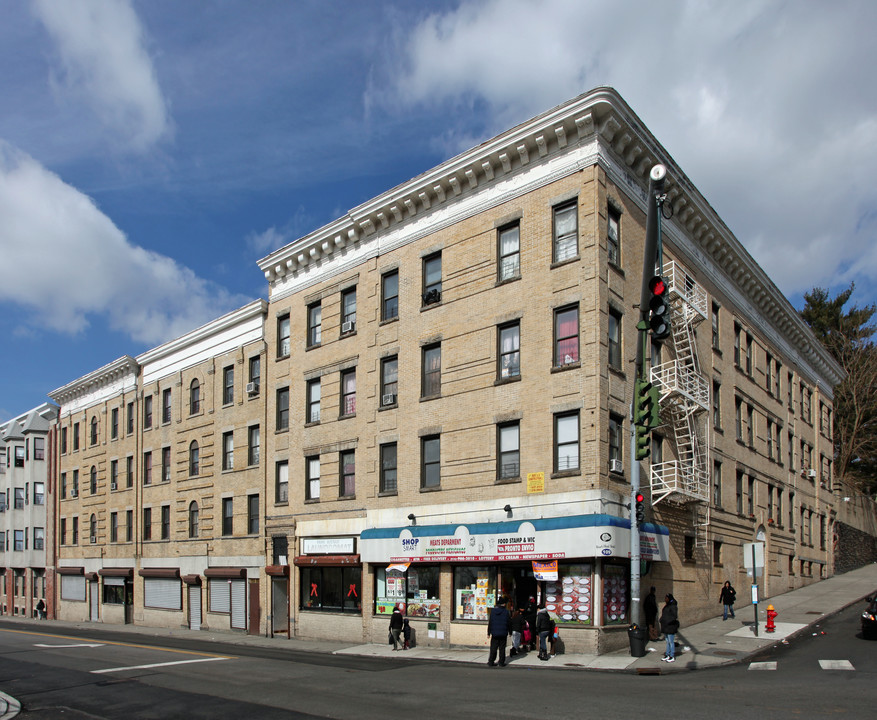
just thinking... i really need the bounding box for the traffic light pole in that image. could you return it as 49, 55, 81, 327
629, 165, 667, 635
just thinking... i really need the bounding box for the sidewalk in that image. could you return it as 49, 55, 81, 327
1, 563, 875, 690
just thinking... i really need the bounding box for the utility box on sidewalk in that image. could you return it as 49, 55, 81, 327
628, 625, 647, 657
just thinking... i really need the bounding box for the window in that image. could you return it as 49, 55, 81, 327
72, 516, 79, 544
341, 287, 357, 332
143, 507, 152, 541
497, 422, 520, 480
553, 201, 578, 263
189, 441, 199, 476
143, 451, 152, 485
734, 323, 742, 367
711, 302, 720, 350
747, 405, 754, 446
188, 501, 199, 538
161, 505, 170, 540
60, 517, 66, 545
684, 536, 694, 561
422, 252, 442, 304
339, 450, 355, 497
158, 390, 170, 427
801, 384, 812, 423
249, 355, 261, 393
306, 456, 320, 500
33, 481, 44, 505
276, 387, 289, 430
767, 419, 775, 460
72, 469, 79, 497
747, 476, 755, 516
248, 425, 260, 466
340, 369, 356, 417
126, 402, 134, 434
382, 270, 399, 321
788, 372, 794, 409
185, 379, 199, 416
713, 461, 722, 507
380, 356, 398, 406
222, 497, 234, 536
608, 414, 622, 469
498, 322, 520, 380
556, 412, 580, 473
90, 466, 97, 494
111, 408, 119, 439
608, 308, 622, 369
14, 530, 24, 551
554, 305, 579, 366
247, 494, 259, 534
766, 353, 773, 395
14, 487, 25, 509
90, 416, 98, 446
788, 431, 795, 471
126, 509, 133, 542
713, 541, 722, 565
421, 436, 441, 489
223, 366, 234, 405
218, 432, 233, 472
767, 485, 774, 520
745, 333, 753, 375
735, 398, 743, 440
422, 344, 441, 397
73, 422, 80, 451
380, 443, 397, 494
307, 302, 322, 347
607, 206, 620, 265
31, 526, 44, 551
13, 446, 24, 468
302, 565, 362, 614
110, 513, 118, 543
277, 314, 291, 357
276, 461, 289, 503
306, 379, 321, 423
712, 380, 722, 429
61, 427, 68, 454
144, 395, 153, 429
126, 455, 133, 489
498, 223, 520, 281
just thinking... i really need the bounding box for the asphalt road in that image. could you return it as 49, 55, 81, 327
1, 604, 875, 720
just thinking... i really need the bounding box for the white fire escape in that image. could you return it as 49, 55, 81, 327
649, 260, 712, 546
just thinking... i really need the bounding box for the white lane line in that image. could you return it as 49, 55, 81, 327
818, 659, 855, 671
748, 661, 777, 670
35, 643, 104, 648
92, 656, 230, 674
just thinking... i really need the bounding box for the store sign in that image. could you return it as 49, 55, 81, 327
526, 472, 545, 493
302, 537, 355, 555
532, 560, 558, 581
360, 515, 669, 563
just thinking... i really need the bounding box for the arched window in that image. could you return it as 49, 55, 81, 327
90, 514, 97, 543
189, 441, 200, 476
90, 466, 97, 494
90, 417, 98, 446
188, 501, 199, 538
190, 379, 201, 415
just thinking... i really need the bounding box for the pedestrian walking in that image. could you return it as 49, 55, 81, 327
487, 597, 511, 666
389, 603, 404, 651
535, 604, 553, 661
719, 580, 736, 620
644, 586, 659, 641
509, 606, 524, 656
36, 598, 46, 620
659, 593, 679, 663
402, 618, 412, 649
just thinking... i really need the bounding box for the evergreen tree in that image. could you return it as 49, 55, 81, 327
801, 284, 877, 496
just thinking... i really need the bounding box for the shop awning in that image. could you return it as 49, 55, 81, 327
359, 514, 669, 564
204, 567, 247, 578
139, 567, 180, 578
265, 565, 290, 576
99, 567, 133, 578
57, 566, 84, 576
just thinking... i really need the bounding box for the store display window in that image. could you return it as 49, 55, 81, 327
375, 565, 440, 618
454, 566, 498, 620
543, 563, 593, 625
601, 562, 628, 625
300, 566, 362, 613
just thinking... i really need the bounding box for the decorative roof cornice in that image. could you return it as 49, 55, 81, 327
48, 356, 139, 407
257, 86, 843, 390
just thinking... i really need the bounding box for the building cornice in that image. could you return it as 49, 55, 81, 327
48, 356, 139, 407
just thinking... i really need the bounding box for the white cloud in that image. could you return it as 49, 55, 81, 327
0, 142, 240, 345
371, 0, 877, 303
31, 0, 171, 153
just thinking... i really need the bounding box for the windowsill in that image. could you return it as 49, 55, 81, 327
340, 330, 357, 340
377, 491, 398, 498
495, 476, 521, 485
714, 427, 724, 435
379, 316, 399, 327
247, 393, 260, 401
304, 498, 320, 504
494, 375, 521, 386
551, 361, 581, 373
420, 486, 442, 493
551, 469, 580, 480
608, 261, 624, 276
274, 501, 289, 507
378, 404, 398, 411
712, 347, 722, 357
608, 365, 625, 380
420, 301, 443, 312
338, 413, 356, 421
275, 427, 289, 434
306, 343, 321, 351
495, 275, 521, 288
304, 421, 321, 428
276, 354, 290, 361
550, 255, 580, 269
609, 470, 625, 479
420, 394, 442, 403
338, 495, 356, 501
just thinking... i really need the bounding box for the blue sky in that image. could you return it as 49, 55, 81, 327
1, 0, 876, 421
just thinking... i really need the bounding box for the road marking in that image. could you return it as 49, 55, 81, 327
748, 661, 777, 670
35, 643, 104, 648
818, 659, 855, 671
92, 656, 230, 674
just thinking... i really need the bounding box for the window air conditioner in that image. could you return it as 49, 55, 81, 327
382, 393, 396, 406
70, 490, 77, 498
246, 382, 259, 395
806, 468, 817, 479
341, 321, 355, 333
110, 481, 117, 491
609, 459, 624, 474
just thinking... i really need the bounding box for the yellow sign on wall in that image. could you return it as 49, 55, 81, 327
526, 472, 544, 493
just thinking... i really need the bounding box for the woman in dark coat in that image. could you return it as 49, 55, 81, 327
719, 581, 736, 620
644, 586, 659, 640
659, 593, 679, 663
389, 604, 404, 650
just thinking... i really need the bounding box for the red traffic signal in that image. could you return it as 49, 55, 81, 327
648, 275, 671, 340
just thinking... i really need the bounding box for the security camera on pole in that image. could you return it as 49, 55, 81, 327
628, 164, 668, 653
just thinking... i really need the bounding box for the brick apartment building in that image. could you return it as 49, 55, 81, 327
47, 87, 866, 653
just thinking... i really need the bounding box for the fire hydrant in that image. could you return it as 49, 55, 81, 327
766, 604, 777, 633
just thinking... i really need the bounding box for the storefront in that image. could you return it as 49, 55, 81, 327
360, 514, 669, 653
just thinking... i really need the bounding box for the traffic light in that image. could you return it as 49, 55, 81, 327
648, 275, 671, 340
635, 492, 645, 524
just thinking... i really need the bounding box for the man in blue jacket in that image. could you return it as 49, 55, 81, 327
487, 597, 511, 666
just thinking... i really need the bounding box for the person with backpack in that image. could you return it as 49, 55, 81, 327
719, 580, 737, 620
660, 593, 680, 663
